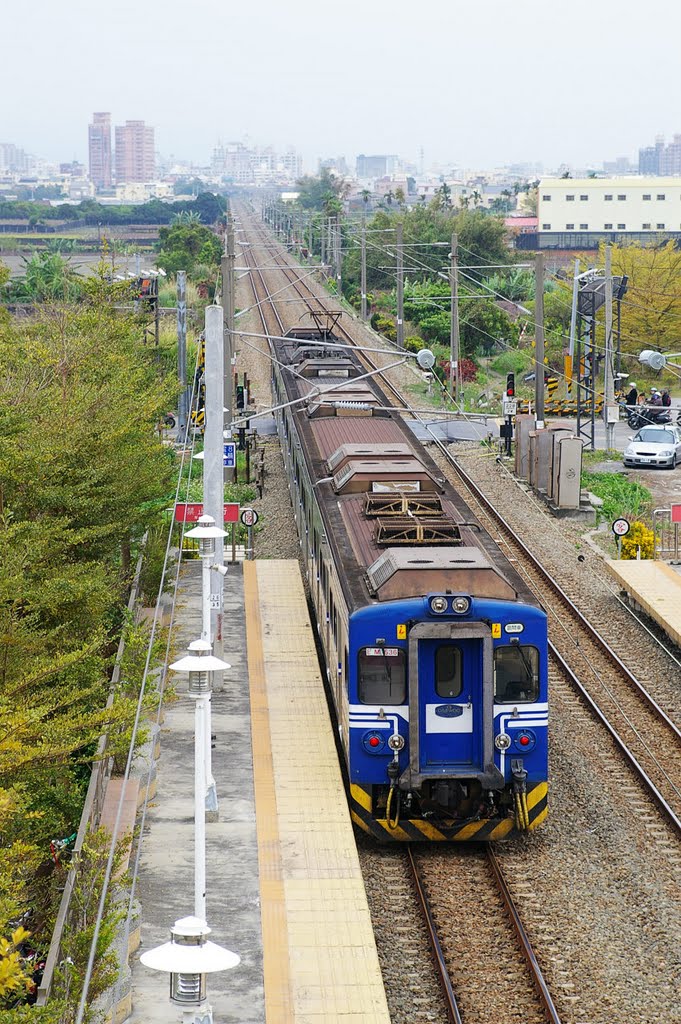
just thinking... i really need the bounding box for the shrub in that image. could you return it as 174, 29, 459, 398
404, 336, 426, 354
621, 521, 655, 559
581, 470, 651, 522
490, 349, 533, 375
371, 315, 397, 342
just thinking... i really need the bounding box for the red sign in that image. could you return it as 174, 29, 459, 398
671, 504, 681, 524
175, 503, 240, 523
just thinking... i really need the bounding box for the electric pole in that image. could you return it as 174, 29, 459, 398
221, 216, 235, 437
361, 218, 367, 321
176, 270, 188, 440
204, 304, 225, 669
450, 232, 460, 403
535, 252, 545, 426
396, 221, 404, 348
604, 243, 615, 449
334, 213, 342, 295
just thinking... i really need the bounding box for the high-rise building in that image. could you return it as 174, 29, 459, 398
637, 134, 681, 176
88, 112, 112, 189
114, 120, 155, 183
356, 154, 398, 179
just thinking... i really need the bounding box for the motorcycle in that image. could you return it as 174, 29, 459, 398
626, 405, 677, 429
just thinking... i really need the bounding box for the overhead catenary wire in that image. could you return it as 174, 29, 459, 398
75, 342, 203, 1024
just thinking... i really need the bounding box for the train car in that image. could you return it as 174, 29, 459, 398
271, 322, 548, 841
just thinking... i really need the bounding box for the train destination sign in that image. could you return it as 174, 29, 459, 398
175, 503, 240, 523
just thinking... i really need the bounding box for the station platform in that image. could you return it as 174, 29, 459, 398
127, 559, 389, 1024
244, 560, 390, 1023
606, 558, 681, 649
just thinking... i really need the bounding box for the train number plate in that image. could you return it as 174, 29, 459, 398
365, 647, 399, 657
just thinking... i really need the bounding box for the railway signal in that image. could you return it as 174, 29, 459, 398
501, 373, 516, 457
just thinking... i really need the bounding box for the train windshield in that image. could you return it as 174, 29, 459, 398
494, 645, 539, 703
358, 647, 406, 704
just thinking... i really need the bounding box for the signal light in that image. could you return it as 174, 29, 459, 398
369, 736, 380, 748
505, 373, 515, 398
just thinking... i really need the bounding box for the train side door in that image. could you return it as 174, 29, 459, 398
416, 637, 483, 772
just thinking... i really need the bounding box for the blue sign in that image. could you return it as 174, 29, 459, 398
435, 705, 463, 718
223, 443, 236, 468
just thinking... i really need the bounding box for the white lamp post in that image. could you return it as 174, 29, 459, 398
169, 641, 230, 919
141, 915, 239, 1024
185, 515, 228, 816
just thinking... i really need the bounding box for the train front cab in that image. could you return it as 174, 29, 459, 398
348, 595, 548, 841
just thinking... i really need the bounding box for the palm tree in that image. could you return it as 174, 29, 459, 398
385, 190, 395, 207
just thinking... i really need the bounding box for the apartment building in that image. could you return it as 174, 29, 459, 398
88, 112, 112, 190
114, 120, 155, 184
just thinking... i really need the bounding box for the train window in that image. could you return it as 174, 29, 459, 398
434, 645, 462, 698
358, 648, 406, 704
494, 646, 539, 703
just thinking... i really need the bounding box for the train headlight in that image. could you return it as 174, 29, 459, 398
495, 733, 512, 750
430, 596, 448, 614
452, 596, 471, 614
388, 734, 405, 751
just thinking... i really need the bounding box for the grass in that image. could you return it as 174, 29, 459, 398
581, 469, 652, 522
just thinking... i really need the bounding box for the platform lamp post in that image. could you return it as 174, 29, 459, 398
142, 642, 237, 1024
185, 515, 227, 818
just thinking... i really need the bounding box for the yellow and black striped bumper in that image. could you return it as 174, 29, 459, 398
350, 782, 548, 842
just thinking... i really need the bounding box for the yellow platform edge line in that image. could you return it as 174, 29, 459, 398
253, 560, 391, 1023
244, 561, 295, 1023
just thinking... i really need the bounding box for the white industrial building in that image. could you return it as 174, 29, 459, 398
535, 177, 681, 247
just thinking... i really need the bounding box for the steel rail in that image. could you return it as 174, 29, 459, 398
406, 847, 463, 1024
549, 643, 681, 834
486, 848, 563, 1024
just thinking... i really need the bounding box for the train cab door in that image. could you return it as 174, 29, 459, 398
407, 622, 495, 786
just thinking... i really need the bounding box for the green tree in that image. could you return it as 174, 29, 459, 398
157, 222, 222, 277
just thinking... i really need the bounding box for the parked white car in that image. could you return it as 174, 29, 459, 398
623, 424, 681, 469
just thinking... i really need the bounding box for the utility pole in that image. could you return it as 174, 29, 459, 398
320, 216, 326, 271
204, 304, 225, 672
334, 213, 342, 295
604, 243, 615, 450
450, 232, 460, 403
176, 270, 188, 440
221, 216, 235, 440
361, 218, 368, 321
534, 252, 545, 426
396, 221, 404, 348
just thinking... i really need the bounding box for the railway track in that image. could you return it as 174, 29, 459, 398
238, 209, 681, 849
237, 210, 569, 1022
409, 845, 562, 1024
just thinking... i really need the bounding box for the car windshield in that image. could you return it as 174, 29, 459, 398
634, 429, 675, 444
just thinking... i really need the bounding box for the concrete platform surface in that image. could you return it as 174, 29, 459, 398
128, 561, 264, 1023
606, 557, 681, 648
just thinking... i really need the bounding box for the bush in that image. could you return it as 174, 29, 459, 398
620, 521, 655, 559
404, 336, 427, 354
490, 349, 533, 375
581, 470, 651, 522
371, 314, 397, 342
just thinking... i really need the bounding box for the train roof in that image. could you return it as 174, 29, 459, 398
275, 329, 538, 615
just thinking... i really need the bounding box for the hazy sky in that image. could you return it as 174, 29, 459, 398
3, 0, 680, 173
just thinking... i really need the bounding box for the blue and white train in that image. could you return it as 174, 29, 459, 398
272, 326, 548, 841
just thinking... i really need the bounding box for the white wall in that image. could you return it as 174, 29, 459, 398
537, 177, 681, 233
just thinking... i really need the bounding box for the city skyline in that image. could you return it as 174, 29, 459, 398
2, 0, 679, 177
